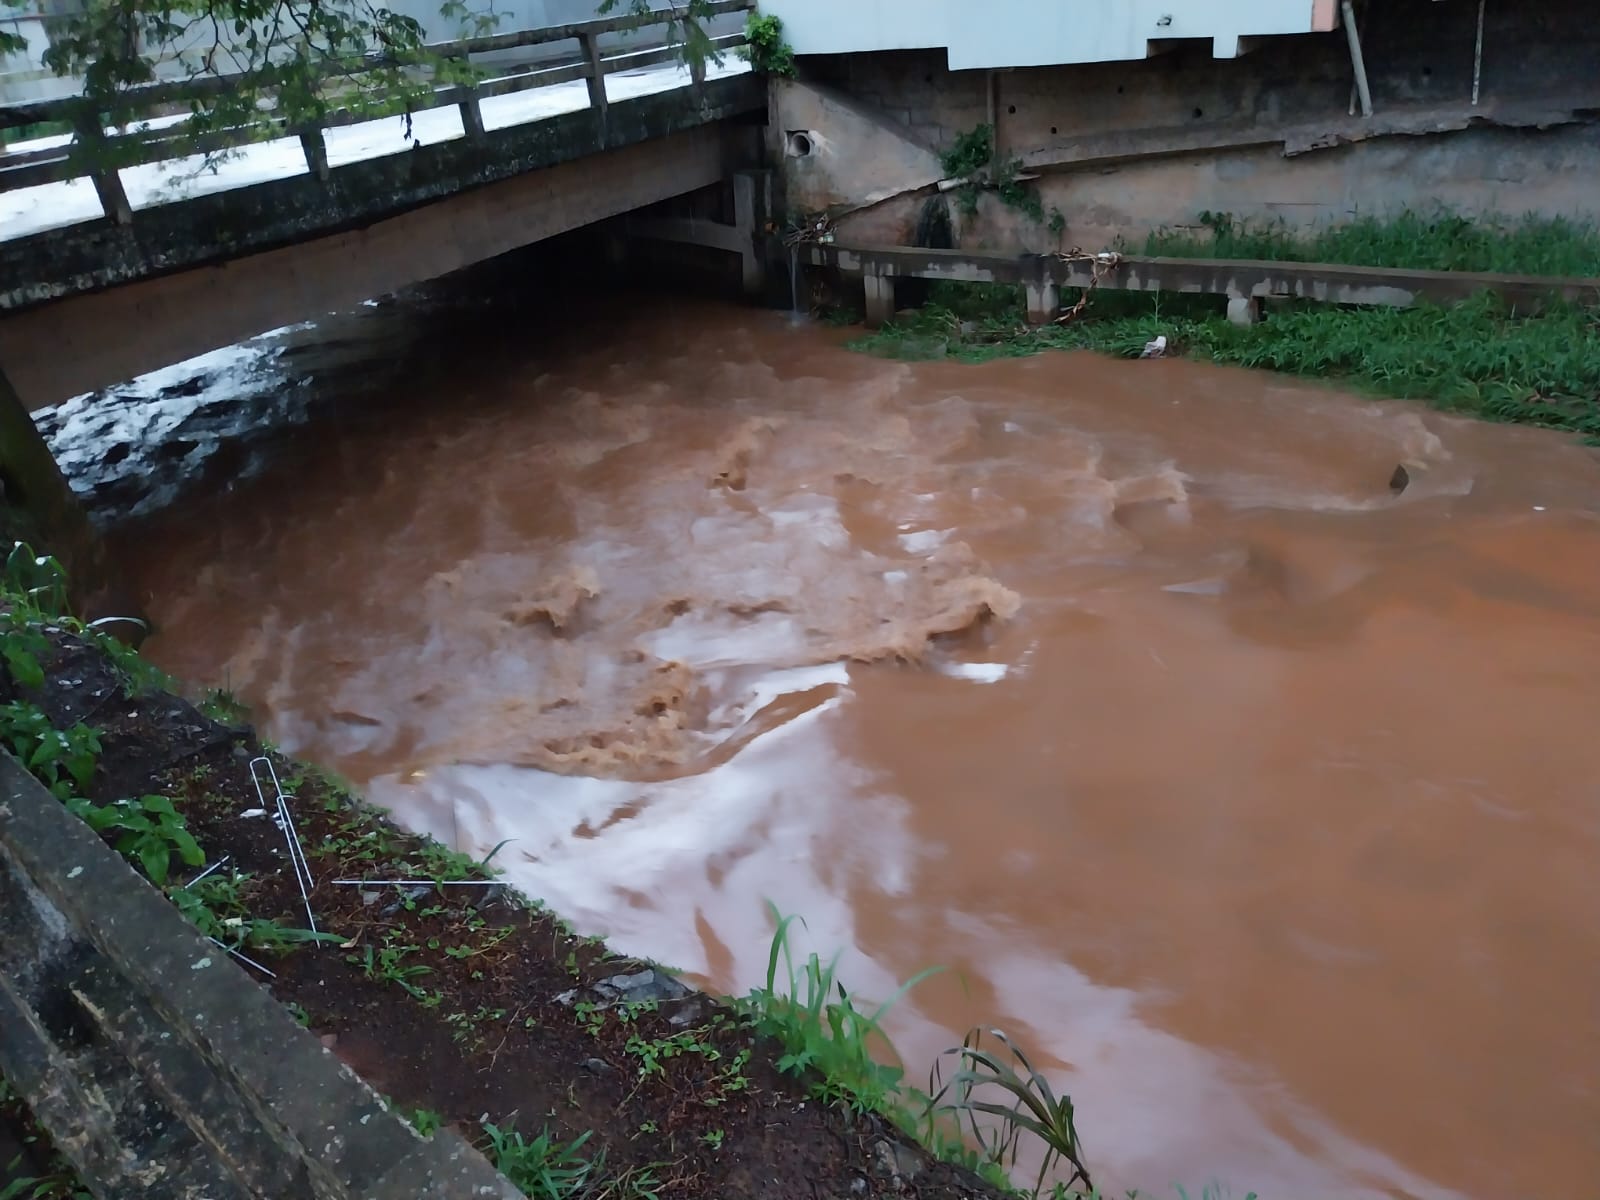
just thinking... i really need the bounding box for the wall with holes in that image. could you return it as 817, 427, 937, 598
772, 0, 1600, 249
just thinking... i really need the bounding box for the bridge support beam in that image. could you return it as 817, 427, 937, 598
0, 366, 124, 619
1025, 279, 1060, 324
623, 169, 773, 299
733, 170, 770, 297
1226, 293, 1263, 326
863, 273, 896, 326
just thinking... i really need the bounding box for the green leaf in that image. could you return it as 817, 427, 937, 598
140, 794, 178, 816
137, 839, 170, 886
170, 827, 205, 867
3, 643, 44, 689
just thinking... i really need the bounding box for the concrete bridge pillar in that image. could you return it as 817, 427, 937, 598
1025, 279, 1060, 324
733, 170, 771, 298
863, 274, 896, 327
1227, 293, 1263, 326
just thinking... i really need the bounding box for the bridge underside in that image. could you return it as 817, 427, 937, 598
0, 77, 763, 410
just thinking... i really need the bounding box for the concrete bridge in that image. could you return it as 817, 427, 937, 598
0, 1, 768, 411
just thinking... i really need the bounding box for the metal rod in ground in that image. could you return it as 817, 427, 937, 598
181, 855, 231, 889
332, 879, 503, 886
249, 756, 319, 937
249, 754, 316, 892
208, 936, 277, 978
1342, 0, 1373, 117
1472, 0, 1486, 105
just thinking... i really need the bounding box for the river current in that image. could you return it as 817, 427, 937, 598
58, 275, 1600, 1198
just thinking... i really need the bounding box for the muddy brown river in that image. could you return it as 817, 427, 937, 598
98, 287, 1600, 1198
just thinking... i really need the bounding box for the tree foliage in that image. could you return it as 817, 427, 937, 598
3, 0, 499, 153
597, 0, 723, 77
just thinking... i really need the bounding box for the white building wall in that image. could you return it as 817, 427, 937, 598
761, 0, 1339, 67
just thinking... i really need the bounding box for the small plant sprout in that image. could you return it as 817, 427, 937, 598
930, 1027, 1093, 1198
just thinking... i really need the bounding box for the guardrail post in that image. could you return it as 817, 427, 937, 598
459, 91, 487, 144
299, 126, 330, 183
71, 113, 133, 226
580, 31, 608, 144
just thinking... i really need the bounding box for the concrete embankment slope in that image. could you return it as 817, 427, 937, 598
0, 750, 524, 1199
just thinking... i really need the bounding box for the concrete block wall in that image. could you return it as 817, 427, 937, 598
774, 0, 1600, 251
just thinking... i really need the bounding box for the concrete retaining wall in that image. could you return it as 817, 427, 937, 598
0, 749, 524, 1199
771, 0, 1600, 251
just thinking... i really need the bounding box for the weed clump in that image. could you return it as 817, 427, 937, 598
844, 210, 1600, 439
741, 12, 796, 77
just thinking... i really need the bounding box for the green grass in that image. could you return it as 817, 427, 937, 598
482, 1124, 600, 1198
479, 1122, 663, 1200
738, 906, 1045, 1195
736, 906, 938, 1117
846, 209, 1600, 440
931, 1028, 1093, 1198
1139, 208, 1600, 277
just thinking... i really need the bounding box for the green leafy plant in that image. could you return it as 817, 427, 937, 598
940, 123, 993, 180
350, 938, 434, 999
198, 686, 250, 723
0, 1163, 93, 1200
939, 124, 1045, 222
71, 793, 204, 885
741, 12, 796, 77
0, 544, 68, 689
0, 1075, 93, 1200
406, 1107, 445, 1137
0, 703, 100, 801
738, 906, 937, 1115
89, 629, 173, 696
2, 544, 67, 618
931, 1027, 1093, 1198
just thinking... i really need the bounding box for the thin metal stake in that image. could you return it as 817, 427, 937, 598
250, 756, 319, 937
208, 936, 278, 978
332, 879, 502, 887
1342, 0, 1373, 118
1471, 0, 1486, 106
181, 855, 231, 890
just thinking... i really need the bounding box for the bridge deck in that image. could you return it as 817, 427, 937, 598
0, 58, 751, 244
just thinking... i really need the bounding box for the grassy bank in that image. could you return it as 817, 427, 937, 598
0, 545, 1109, 1200
846, 211, 1600, 439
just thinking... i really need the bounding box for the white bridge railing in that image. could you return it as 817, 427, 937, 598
0, 0, 751, 226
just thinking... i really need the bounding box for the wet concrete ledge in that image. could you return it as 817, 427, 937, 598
0, 750, 525, 1199
0, 73, 765, 312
